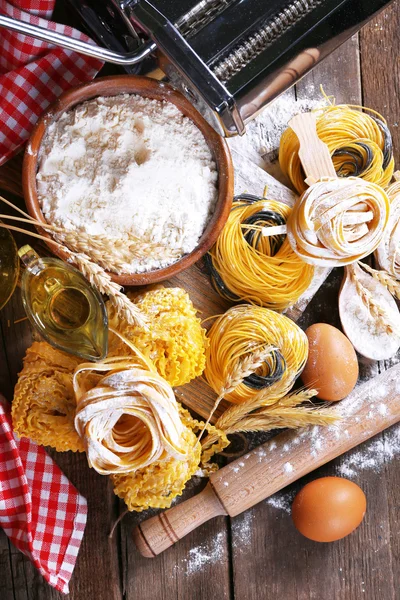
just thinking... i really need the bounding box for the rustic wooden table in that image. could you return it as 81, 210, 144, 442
1, 2, 400, 599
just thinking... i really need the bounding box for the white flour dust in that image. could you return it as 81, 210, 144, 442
173, 532, 225, 575
266, 489, 297, 514
231, 510, 254, 551
338, 426, 400, 478
228, 92, 324, 168
37, 94, 218, 273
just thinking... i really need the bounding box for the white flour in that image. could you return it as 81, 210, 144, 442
37, 94, 218, 273
266, 424, 400, 514
228, 92, 324, 168
173, 531, 225, 575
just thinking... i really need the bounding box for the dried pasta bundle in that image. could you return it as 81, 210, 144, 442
279, 103, 394, 193
74, 351, 199, 475
287, 177, 390, 267
112, 427, 201, 511
107, 287, 207, 387
206, 194, 314, 311
204, 305, 308, 405
111, 405, 227, 511
375, 175, 400, 279
12, 342, 84, 452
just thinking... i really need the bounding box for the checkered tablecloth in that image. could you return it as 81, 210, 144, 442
0, 396, 87, 594
0, 0, 103, 167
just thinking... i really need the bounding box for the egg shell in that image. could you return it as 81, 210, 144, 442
292, 477, 366, 542
301, 323, 358, 401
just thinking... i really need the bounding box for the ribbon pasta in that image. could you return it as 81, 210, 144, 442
279, 103, 394, 194
286, 177, 390, 267
204, 305, 308, 405
375, 177, 400, 278
73, 351, 198, 475
206, 194, 314, 311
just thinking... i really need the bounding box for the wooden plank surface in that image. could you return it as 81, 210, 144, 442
1, 3, 400, 600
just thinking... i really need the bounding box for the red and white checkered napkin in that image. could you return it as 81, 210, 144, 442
0, 0, 104, 167
0, 397, 87, 594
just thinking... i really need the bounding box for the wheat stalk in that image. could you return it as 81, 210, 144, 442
69, 252, 146, 327
0, 215, 147, 328
349, 264, 400, 336
358, 261, 400, 300
51, 229, 181, 272
226, 408, 337, 434
198, 345, 276, 441
0, 203, 179, 272
220, 345, 277, 398
201, 388, 338, 452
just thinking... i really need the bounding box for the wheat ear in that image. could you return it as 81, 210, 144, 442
348, 264, 400, 336
51, 230, 180, 272
358, 261, 400, 300
0, 201, 179, 272
0, 219, 147, 328
69, 252, 146, 327
201, 388, 338, 452
198, 345, 276, 441
226, 407, 337, 434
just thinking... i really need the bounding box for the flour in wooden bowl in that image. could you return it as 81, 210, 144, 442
36, 94, 218, 273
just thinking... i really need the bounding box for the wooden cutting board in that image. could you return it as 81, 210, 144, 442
0, 146, 328, 421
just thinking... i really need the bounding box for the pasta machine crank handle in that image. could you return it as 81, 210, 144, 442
0, 13, 156, 65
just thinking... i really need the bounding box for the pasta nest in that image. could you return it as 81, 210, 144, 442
286, 177, 390, 267
204, 305, 308, 404
73, 353, 199, 475
12, 342, 84, 452
279, 103, 394, 194
375, 178, 400, 278
111, 406, 226, 511
112, 427, 201, 512
107, 287, 208, 387
206, 195, 314, 311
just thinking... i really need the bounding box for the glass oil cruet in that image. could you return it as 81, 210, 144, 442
0, 224, 19, 310
19, 245, 108, 361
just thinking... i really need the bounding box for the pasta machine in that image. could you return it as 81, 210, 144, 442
0, 0, 394, 136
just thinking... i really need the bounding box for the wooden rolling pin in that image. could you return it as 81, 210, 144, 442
133, 362, 400, 557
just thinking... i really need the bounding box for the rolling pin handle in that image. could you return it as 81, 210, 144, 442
133, 482, 227, 558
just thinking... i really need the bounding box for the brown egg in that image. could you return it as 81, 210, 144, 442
292, 477, 366, 542
301, 323, 358, 401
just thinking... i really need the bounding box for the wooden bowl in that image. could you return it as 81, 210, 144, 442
23, 75, 233, 285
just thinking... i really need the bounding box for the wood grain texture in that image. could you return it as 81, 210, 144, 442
359, 5, 400, 599
134, 361, 400, 555
1, 4, 400, 600
288, 112, 337, 181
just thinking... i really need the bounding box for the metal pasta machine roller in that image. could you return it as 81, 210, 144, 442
0, 0, 393, 136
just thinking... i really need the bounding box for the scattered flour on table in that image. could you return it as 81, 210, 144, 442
266, 489, 296, 514
231, 510, 254, 551
176, 532, 225, 575
37, 94, 218, 273
228, 92, 325, 169
337, 426, 400, 478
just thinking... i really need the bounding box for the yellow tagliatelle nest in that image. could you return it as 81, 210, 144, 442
207, 196, 314, 310
279, 103, 394, 193
107, 287, 207, 386
73, 351, 199, 475
12, 342, 84, 452
204, 305, 308, 405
